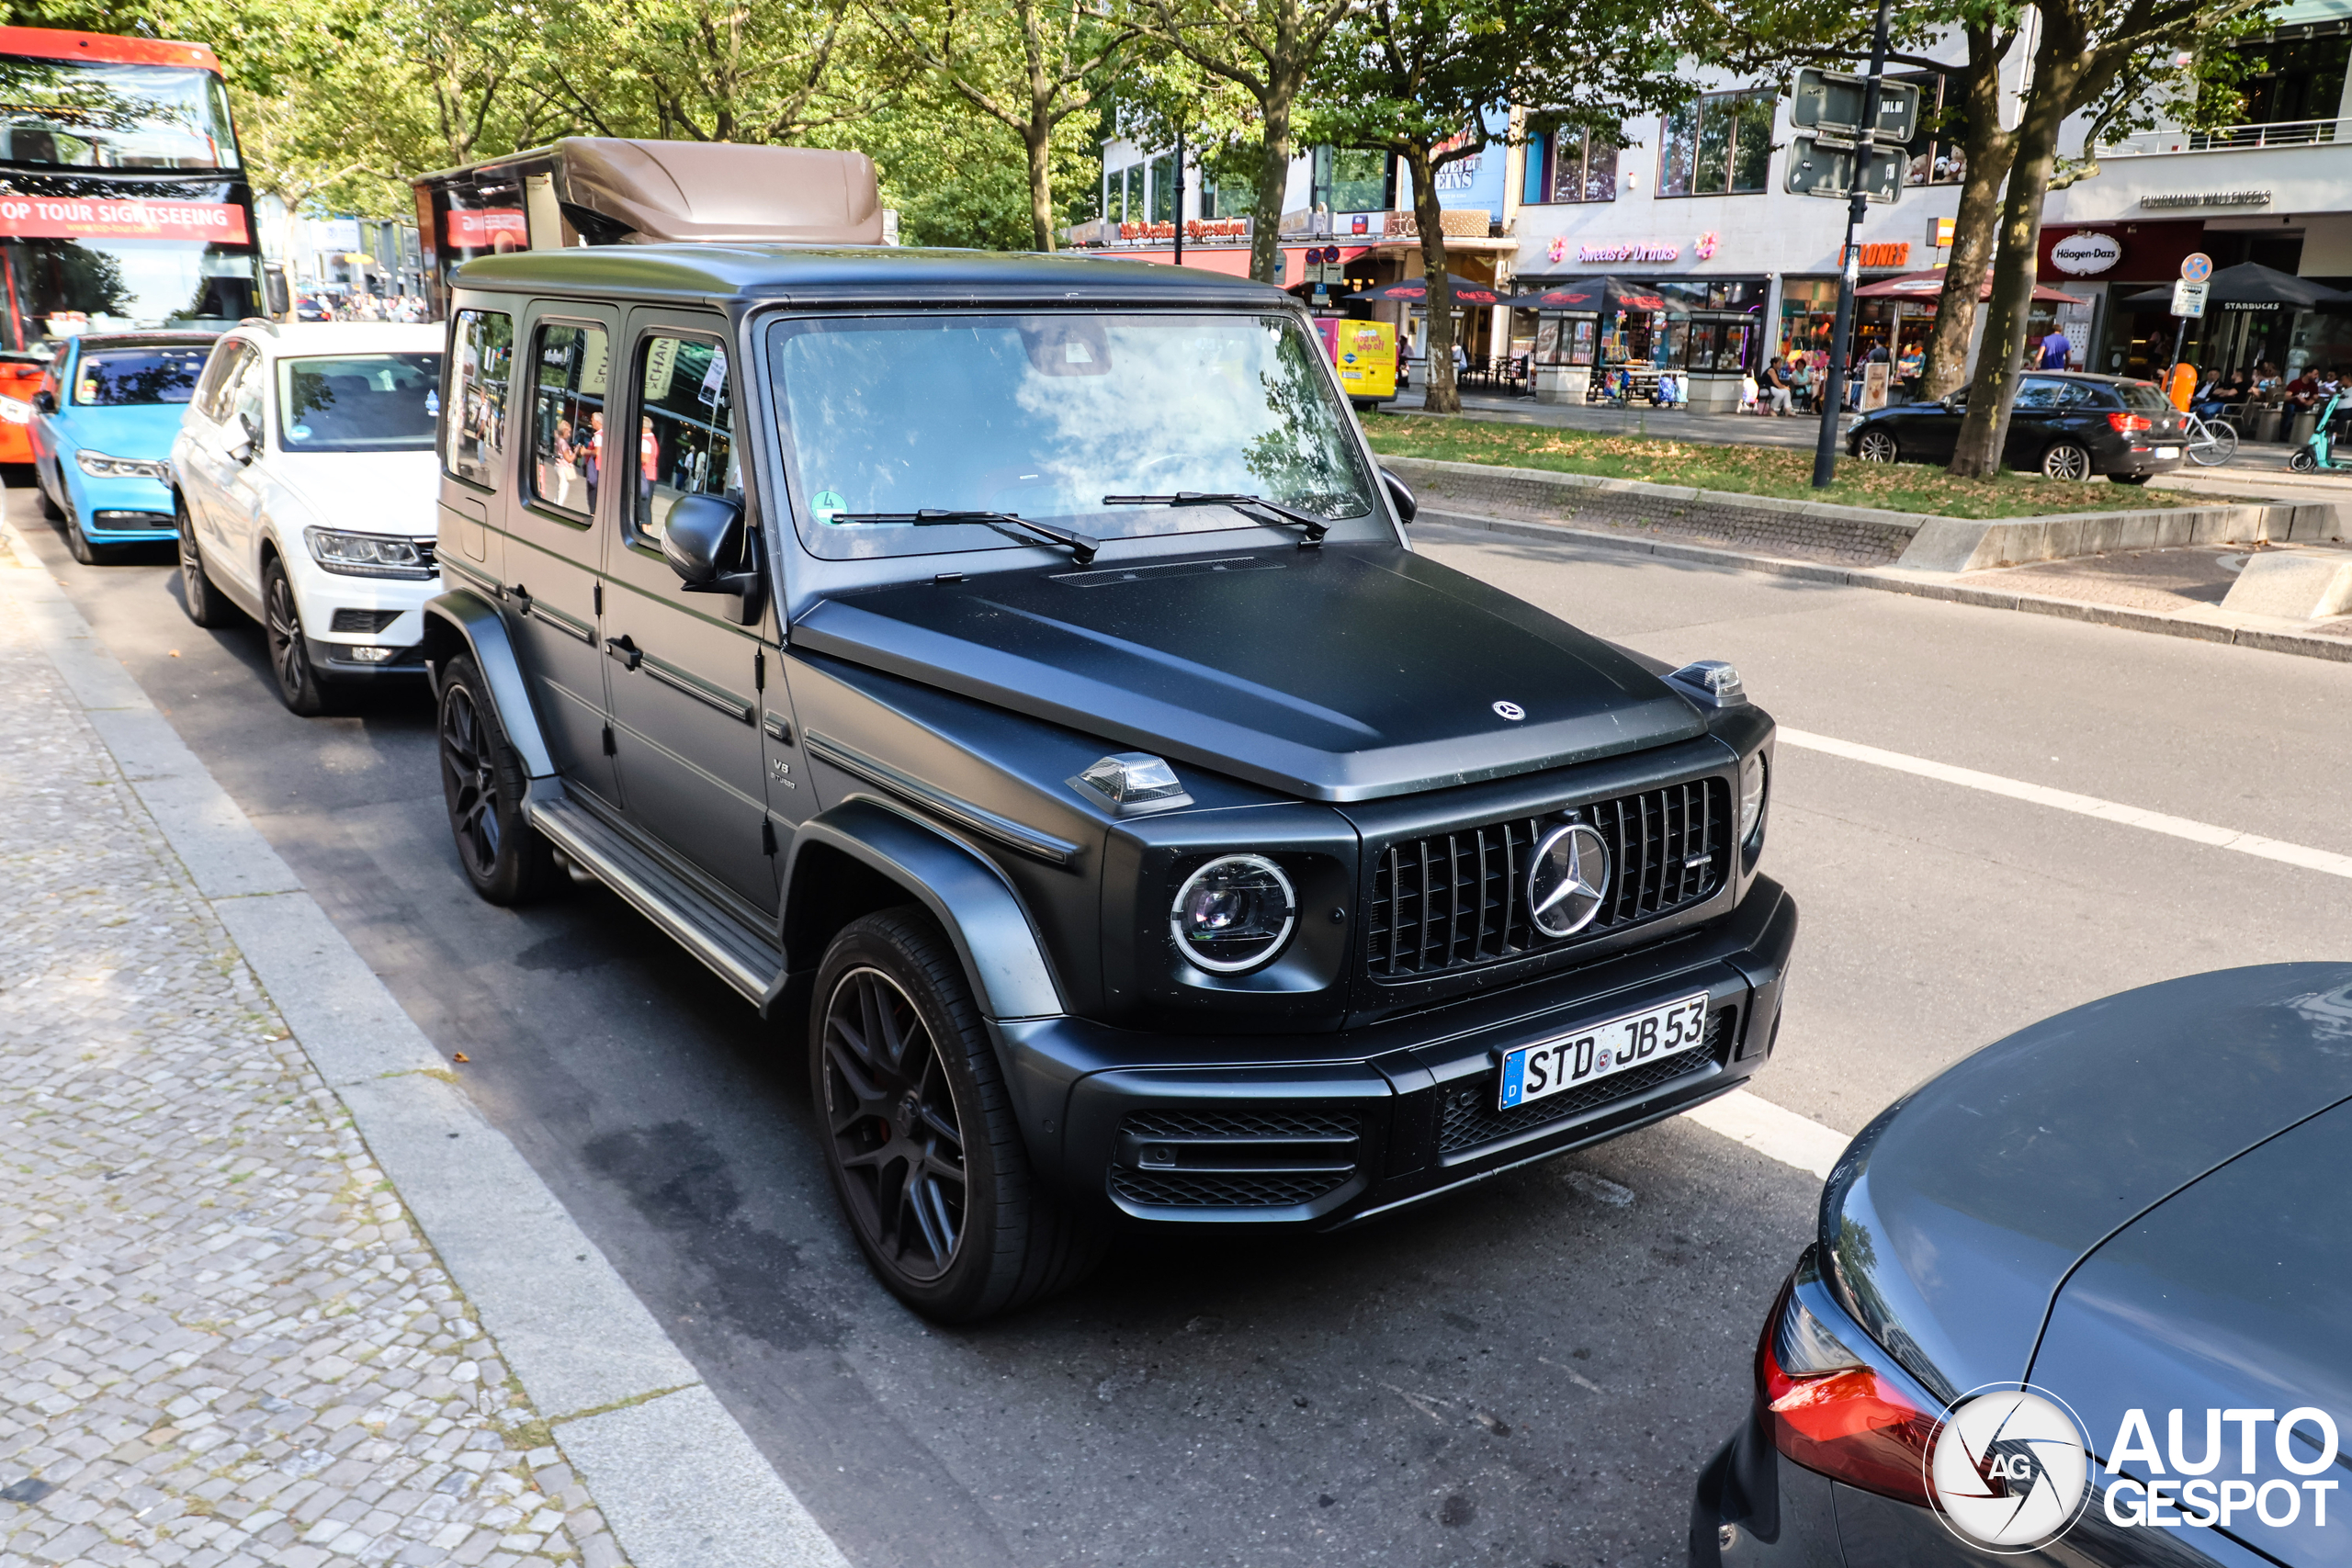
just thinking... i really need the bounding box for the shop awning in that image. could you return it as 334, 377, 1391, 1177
2120, 262, 2349, 309
1498, 283, 1606, 310
1498, 276, 1686, 313
1347, 274, 1502, 306
1855, 266, 2081, 303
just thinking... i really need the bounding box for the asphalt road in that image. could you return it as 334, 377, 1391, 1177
17, 482, 2352, 1568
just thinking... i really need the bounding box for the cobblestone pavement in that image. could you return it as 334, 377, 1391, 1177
0, 602, 628, 1567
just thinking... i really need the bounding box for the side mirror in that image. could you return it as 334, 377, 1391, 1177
662, 492, 765, 623
232, 412, 259, 463
31, 389, 55, 416
1380, 467, 1418, 524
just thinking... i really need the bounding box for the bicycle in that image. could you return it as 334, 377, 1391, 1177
2181, 410, 2238, 467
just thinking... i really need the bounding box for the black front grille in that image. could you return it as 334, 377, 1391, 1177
1109, 1107, 1362, 1211
1110, 1169, 1350, 1208
331, 608, 403, 634
1438, 1008, 1732, 1156
1366, 778, 1730, 980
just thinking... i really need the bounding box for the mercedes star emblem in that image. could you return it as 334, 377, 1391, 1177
1527, 822, 1611, 937
1493, 700, 1526, 721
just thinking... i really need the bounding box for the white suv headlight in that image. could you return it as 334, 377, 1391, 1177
76, 450, 170, 480
304, 526, 435, 580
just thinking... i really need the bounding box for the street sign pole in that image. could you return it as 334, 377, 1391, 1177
1172, 124, 1185, 266
1813, 0, 1894, 490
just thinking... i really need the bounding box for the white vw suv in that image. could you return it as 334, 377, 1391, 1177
172, 321, 445, 714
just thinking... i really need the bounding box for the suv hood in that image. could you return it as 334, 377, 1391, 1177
268, 451, 442, 537
789, 543, 1706, 803
1818, 964, 2352, 1399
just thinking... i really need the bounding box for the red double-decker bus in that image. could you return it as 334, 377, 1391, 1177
0, 27, 261, 460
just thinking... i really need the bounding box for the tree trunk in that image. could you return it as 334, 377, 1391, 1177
1250, 91, 1293, 285
1950, 48, 2083, 478
1407, 146, 1459, 415
1919, 28, 2015, 401
1026, 123, 1056, 252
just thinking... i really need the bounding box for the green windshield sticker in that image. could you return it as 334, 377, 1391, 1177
810, 489, 846, 523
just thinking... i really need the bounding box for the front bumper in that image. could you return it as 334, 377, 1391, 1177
994, 876, 1798, 1227
74, 473, 177, 541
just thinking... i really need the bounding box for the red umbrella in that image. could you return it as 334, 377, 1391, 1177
1856, 266, 2080, 304
1348, 274, 1503, 307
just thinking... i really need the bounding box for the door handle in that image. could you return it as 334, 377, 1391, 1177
604, 634, 642, 671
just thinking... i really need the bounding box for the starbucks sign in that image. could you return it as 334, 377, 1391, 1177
2050, 231, 2122, 275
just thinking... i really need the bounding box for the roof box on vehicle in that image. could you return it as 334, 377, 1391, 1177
551, 139, 883, 245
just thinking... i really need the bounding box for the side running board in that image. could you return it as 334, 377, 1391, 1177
526, 791, 784, 1003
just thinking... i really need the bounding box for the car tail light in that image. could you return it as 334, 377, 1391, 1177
1755, 1249, 1940, 1506
2108, 412, 2153, 436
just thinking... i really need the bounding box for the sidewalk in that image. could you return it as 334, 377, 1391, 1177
0, 592, 627, 1567
0, 515, 847, 1568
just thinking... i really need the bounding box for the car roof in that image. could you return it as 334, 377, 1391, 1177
243, 321, 445, 355
450, 243, 1295, 310
67, 331, 220, 352
2021, 369, 2150, 387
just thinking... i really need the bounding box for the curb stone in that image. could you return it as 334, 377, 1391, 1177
1416, 507, 2352, 665
0, 512, 854, 1568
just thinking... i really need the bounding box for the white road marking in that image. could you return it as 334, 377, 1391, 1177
1779, 728, 2352, 881
1681, 1089, 1850, 1179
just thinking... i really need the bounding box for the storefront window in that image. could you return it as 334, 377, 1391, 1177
1894, 72, 1964, 184
1150, 152, 1177, 221
2230, 33, 2351, 127
1659, 93, 1774, 197
1532, 315, 1598, 366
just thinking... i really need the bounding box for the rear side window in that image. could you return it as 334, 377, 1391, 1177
528, 321, 608, 520
445, 309, 514, 488
2012, 378, 2063, 411
2054, 381, 2109, 409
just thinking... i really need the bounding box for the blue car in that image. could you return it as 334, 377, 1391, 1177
29, 332, 218, 563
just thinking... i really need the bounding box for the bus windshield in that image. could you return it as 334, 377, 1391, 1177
0, 56, 238, 169
0, 238, 258, 348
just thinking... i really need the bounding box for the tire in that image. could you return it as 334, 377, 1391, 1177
1855, 429, 1900, 464
2189, 422, 2237, 467
2109, 473, 2152, 485
262, 556, 332, 716
34, 467, 62, 518
64, 508, 106, 564
176, 501, 238, 627
2041, 442, 2093, 481
436, 652, 561, 905
811, 908, 1104, 1322
2289, 449, 2320, 474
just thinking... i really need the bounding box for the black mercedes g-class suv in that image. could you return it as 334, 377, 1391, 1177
423, 236, 1796, 1323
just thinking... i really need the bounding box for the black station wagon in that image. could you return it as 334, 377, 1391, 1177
420, 141, 1798, 1321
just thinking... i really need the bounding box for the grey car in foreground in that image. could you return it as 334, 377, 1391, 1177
1693, 964, 2352, 1567
416, 146, 1794, 1321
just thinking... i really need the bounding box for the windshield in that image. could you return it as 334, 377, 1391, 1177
279, 353, 442, 453
0, 56, 238, 169
74, 344, 206, 404
768, 311, 1374, 559
1, 238, 258, 349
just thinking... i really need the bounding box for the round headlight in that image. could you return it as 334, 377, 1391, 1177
1739, 752, 1768, 846
1170, 854, 1296, 974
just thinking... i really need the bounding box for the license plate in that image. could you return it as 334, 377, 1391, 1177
1498, 993, 1711, 1111
2154, 446, 2179, 458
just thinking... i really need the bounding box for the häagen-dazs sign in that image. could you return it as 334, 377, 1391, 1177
2050, 231, 2122, 275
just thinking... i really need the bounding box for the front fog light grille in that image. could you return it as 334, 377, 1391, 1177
330, 608, 403, 634
1438, 1008, 1732, 1156
1109, 1107, 1362, 1210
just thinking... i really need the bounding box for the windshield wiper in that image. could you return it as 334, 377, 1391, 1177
1101, 491, 1329, 544
829, 509, 1100, 565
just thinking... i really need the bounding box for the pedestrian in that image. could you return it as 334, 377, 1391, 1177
2038, 326, 2072, 369
584, 410, 604, 508
548, 419, 576, 509
639, 416, 661, 514
1789, 356, 1813, 413
1763, 356, 1792, 416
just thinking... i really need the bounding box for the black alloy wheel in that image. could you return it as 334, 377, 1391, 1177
263, 558, 329, 715
2041, 441, 2093, 481
176, 502, 236, 627
436, 653, 560, 904
811, 909, 1104, 1321
1855, 429, 1901, 464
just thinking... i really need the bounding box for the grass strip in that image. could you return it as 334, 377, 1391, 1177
1363, 412, 2209, 520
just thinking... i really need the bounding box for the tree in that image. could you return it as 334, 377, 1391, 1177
1309, 0, 1683, 412
537, 0, 857, 148
865, 0, 1135, 251
1949, 0, 2267, 477
1912, 9, 2021, 400
1140, 0, 1359, 283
